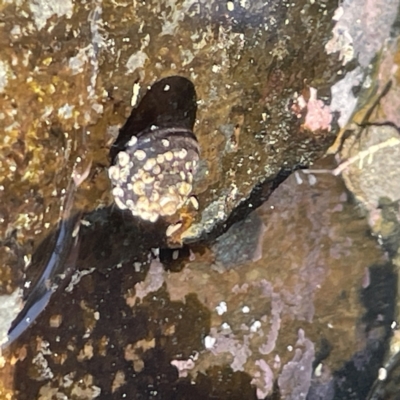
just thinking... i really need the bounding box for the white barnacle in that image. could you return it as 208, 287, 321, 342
134, 149, 147, 161
132, 180, 146, 196
164, 151, 173, 161
178, 148, 187, 159
112, 187, 125, 197
143, 158, 157, 171
178, 182, 192, 196
108, 165, 120, 181
117, 151, 130, 167
127, 136, 138, 147
152, 164, 161, 175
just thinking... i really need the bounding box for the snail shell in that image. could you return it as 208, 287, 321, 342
109, 126, 200, 222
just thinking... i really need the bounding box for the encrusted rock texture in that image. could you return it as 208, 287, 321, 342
1, 0, 400, 399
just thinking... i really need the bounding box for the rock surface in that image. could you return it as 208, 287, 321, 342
0, 0, 400, 399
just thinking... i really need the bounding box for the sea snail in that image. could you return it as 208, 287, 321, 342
108, 76, 200, 223
108, 126, 199, 222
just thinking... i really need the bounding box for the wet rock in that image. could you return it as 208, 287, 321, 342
331, 32, 400, 399
4, 157, 393, 399
340, 124, 400, 211
1, 0, 400, 398
0, 0, 345, 267
212, 211, 265, 269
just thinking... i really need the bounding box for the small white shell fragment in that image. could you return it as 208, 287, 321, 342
204, 335, 216, 349
378, 367, 387, 381
166, 222, 183, 237
221, 322, 230, 330
250, 320, 261, 332
215, 301, 227, 316
131, 82, 141, 106
314, 363, 323, 377
189, 196, 199, 210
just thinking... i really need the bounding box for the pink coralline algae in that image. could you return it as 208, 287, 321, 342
257, 280, 283, 355
209, 327, 252, 372
277, 329, 315, 399
293, 87, 332, 132
131, 258, 165, 303
251, 359, 274, 399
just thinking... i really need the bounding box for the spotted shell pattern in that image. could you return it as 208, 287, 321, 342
109, 127, 200, 222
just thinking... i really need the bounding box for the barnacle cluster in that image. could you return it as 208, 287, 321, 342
109, 126, 199, 222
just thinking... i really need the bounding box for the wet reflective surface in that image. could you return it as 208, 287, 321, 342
1, 0, 400, 399
4, 158, 397, 400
